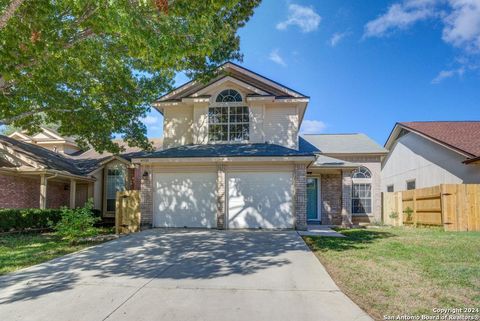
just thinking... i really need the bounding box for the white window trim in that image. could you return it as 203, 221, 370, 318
208, 93, 250, 143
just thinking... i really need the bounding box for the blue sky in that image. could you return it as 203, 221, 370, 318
144, 0, 480, 145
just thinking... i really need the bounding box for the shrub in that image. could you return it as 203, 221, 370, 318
0, 209, 62, 232
54, 200, 100, 241
389, 211, 399, 219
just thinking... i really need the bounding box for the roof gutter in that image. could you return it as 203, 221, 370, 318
0, 167, 96, 182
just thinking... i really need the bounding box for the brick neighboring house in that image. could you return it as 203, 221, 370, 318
0, 129, 161, 218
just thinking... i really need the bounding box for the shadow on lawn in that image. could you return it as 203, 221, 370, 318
304, 229, 396, 252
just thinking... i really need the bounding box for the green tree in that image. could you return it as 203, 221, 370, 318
0, 0, 260, 152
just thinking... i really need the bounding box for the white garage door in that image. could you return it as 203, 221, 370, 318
153, 172, 216, 228
227, 172, 294, 229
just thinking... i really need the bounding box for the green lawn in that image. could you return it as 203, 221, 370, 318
303, 227, 480, 321
0, 232, 101, 275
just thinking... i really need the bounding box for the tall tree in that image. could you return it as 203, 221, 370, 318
0, 0, 260, 152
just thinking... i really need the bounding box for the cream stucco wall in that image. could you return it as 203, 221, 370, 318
381, 133, 480, 192
163, 105, 194, 148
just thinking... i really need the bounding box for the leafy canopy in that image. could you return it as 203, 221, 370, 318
0, 0, 260, 152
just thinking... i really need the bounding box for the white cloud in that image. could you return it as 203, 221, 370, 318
442, 0, 480, 52
276, 4, 321, 33
300, 120, 327, 134
363, 0, 437, 38
140, 115, 158, 125
269, 49, 287, 67
330, 32, 350, 47
431, 67, 465, 83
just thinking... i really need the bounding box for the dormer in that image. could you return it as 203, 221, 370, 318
153, 62, 309, 150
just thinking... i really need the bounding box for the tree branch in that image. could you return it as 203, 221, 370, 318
0, 108, 80, 125
0, 0, 26, 30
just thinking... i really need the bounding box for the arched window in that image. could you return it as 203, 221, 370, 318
352, 166, 372, 214
352, 166, 372, 179
216, 89, 242, 102
208, 89, 249, 142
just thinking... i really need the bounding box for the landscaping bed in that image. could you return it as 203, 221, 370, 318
303, 227, 480, 321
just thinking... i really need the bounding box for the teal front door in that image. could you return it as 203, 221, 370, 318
307, 178, 318, 221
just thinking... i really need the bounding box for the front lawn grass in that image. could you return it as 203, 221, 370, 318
303, 227, 480, 321
0, 232, 102, 275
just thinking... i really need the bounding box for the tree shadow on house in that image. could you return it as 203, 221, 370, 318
304, 229, 396, 252
0, 229, 302, 304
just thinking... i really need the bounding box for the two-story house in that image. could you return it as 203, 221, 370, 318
133, 62, 387, 229
0, 62, 387, 229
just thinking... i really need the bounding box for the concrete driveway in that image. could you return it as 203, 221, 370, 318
0, 229, 372, 321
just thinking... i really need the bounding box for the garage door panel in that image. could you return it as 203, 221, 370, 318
228, 172, 293, 229
153, 173, 216, 228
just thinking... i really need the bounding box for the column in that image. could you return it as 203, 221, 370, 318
341, 169, 353, 227
39, 174, 47, 209
294, 163, 307, 230
140, 165, 153, 228
216, 164, 226, 229
69, 179, 76, 209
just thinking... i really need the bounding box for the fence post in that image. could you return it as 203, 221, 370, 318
397, 192, 403, 226
413, 189, 418, 226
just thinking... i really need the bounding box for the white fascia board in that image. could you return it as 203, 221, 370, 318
224, 63, 304, 98
192, 76, 269, 97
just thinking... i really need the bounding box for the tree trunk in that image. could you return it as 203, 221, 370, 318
0, 0, 26, 30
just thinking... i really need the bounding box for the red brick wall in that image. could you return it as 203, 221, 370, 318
0, 174, 70, 209
47, 181, 69, 208
0, 174, 40, 208
320, 174, 343, 225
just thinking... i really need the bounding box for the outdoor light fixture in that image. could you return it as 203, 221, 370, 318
142, 171, 149, 177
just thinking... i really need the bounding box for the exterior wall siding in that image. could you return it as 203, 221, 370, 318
161, 84, 302, 150
263, 105, 298, 149
163, 105, 193, 148
382, 133, 480, 192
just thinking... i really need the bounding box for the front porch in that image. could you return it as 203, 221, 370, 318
306, 154, 375, 227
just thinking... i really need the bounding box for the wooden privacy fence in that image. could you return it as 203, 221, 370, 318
115, 190, 141, 234
383, 184, 480, 232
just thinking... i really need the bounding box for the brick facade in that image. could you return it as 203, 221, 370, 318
341, 170, 353, 227
47, 181, 70, 208
0, 174, 69, 209
140, 166, 153, 228
294, 164, 307, 230
216, 164, 226, 229
320, 174, 343, 225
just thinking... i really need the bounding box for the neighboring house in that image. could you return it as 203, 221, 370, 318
300, 134, 387, 225
132, 62, 387, 229
382, 121, 480, 192
0, 128, 162, 219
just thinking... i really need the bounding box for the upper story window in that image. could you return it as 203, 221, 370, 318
208, 89, 249, 143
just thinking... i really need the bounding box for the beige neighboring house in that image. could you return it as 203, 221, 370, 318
132, 62, 387, 229
0, 127, 162, 220
382, 121, 480, 192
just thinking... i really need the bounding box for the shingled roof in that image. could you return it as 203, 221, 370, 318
390, 121, 480, 158
132, 142, 314, 159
